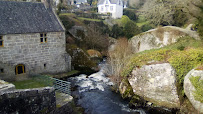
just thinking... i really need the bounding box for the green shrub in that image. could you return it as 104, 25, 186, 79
189, 76, 203, 103
123, 9, 137, 21
123, 20, 141, 39
141, 24, 153, 32
66, 44, 97, 73
59, 15, 75, 31
172, 9, 188, 27
110, 24, 124, 38
120, 15, 131, 27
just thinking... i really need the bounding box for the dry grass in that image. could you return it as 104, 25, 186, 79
107, 38, 133, 85
195, 65, 203, 70
155, 26, 164, 41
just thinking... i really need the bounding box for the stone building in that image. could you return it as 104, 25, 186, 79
0, 0, 71, 81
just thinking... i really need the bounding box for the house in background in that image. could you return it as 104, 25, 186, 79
75, 0, 87, 8
97, 0, 123, 19
0, 0, 71, 81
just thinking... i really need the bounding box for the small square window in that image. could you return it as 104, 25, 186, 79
40, 38, 43, 43
101, 6, 104, 11
0, 36, 3, 47
40, 34, 43, 37
110, 6, 113, 11
0, 69, 4, 73
40, 33, 47, 43
44, 64, 46, 69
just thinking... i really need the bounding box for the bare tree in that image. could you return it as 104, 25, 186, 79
106, 38, 133, 86
141, 0, 188, 26
84, 22, 109, 51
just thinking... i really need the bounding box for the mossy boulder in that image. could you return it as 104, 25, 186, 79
119, 79, 145, 107
66, 44, 97, 73
128, 63, 180, 108
130, 26, 199, 52
184, 69, 203, 113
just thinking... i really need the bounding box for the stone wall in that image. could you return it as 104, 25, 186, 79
0, 79, 15, 94
0, 32, 71, 81
0, 87, 56, 114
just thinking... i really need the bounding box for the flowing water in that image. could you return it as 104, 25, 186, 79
69, 63, 147, 114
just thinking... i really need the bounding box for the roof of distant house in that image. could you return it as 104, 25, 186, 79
76, 0, 87, 4
0, 1, 64, 35
98, 0, 122, 5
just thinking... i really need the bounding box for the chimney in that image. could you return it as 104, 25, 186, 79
42, 0, 54, 9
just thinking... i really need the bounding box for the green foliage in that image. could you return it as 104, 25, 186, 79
123, 9, 137, 21
173, 9, 188, 27
141, 24, 153, 32
59, 15, 75, 31
194, 0, 203, 38
110, 24, 124, 38
189, 76, 203, 103
78, 17, 101, 22
123, 20, 141, 39
120, 15, 131, 27
12, 77, 48, 89
66, 44, 97, 73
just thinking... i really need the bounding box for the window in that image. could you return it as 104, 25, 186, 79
106, 0, 108, 4
44, 63, 46, 69
101, 6, 104, 11
0, 68, 4, 73
105, 5, 109, 11
110, 6, 113, 11
0, 36, 3, 47
40, 33, 47, 43
15, 64, 25, 75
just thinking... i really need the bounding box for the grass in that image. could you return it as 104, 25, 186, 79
78, 17, 102, 22
136, 21, 149, 27
66, 70, 80, 76
12, 77, 48, 89
59, 13, 76, 17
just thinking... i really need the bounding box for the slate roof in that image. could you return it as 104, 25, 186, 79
98, 0, 120, 5
0, 1, 64, 35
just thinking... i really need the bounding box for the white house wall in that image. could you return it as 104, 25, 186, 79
98, 1, 123, 18
114, 4, 123, 18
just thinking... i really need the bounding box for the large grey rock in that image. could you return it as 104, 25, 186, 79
128, 63, 180, 108
130, 26, 200, 52
184, 69, 203, 113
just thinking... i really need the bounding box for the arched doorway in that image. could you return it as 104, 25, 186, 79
15, 64, 25, 75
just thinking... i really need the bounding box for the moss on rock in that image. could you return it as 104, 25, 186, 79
189, 76, 203, 103
121, 37, 203, 106
66, 44, 97, 73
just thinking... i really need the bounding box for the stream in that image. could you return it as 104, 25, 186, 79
68, 62, 174, 114
69, 62, 147, 114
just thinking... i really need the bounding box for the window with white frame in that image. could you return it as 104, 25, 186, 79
110, 6, 113, 11
101, 6, 104, 11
